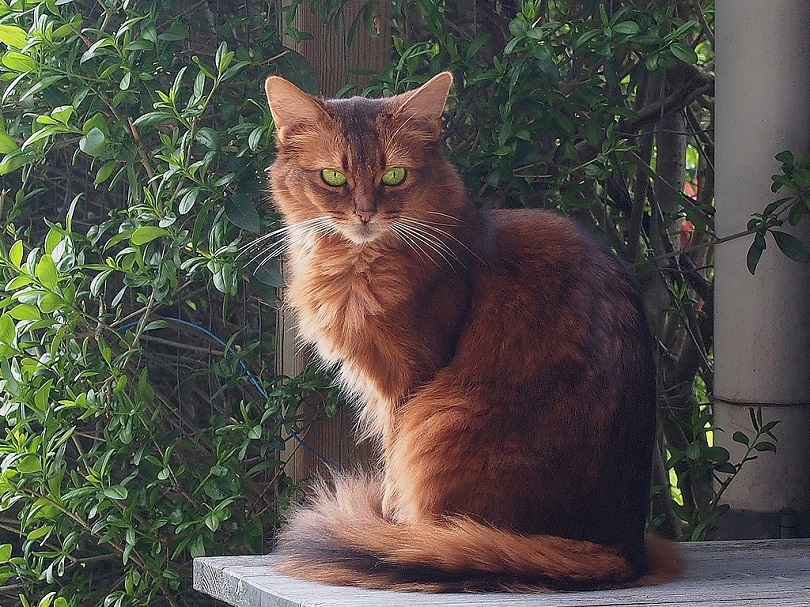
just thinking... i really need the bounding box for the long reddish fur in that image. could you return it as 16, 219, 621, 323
274, 473, 683, 592
264, 73, 683, 592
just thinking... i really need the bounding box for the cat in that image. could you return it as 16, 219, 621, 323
262, 71, 681, 592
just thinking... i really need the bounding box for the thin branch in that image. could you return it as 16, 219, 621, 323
691, 0, 716, 47
638, 226, 760, 268
618, 71, 714, 134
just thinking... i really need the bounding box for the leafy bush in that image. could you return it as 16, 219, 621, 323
0, 1, 329, 605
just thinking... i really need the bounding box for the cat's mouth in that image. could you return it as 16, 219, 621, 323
341, 220, 388, 244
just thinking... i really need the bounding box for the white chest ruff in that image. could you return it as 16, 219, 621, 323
286, 244, 394, 442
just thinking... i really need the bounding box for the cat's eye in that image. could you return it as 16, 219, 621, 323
321, 169, 347, 187
381, 167, 406, 186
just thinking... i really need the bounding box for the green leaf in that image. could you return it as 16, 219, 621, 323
80, 37, 114, 63
247, 126, 268, 151
17, 454, 41, 474
204, 511, 220, 532
189, 534, 205, 558
0, 127, 17, 153
670, 20, 698, 41
0, 543, 11, 563
2, 50, 35, 71
178, 187, 200, 215
772, 230, 810, 263
94, 161, 117, 185
508, 18, 528, 38
685, 442, 702, 460
0, 313, 14, 346
79, 127, 106, 157
715, 462, 737, 474
573, 29, 600, 50
38, 293, 63, 313
274, 48, 318, 94
26, 524, 52, 541
252, 258, 284, 287
19, 75, 65, 103
746, 240, 764, 275
36, 255, 58, 290
132, 111, 174, 127
732, 431, 750, 446
0, 150, 40, 175
51, 105, 74, 125
9, 239, 23, 268
670, 42, 698, 64
130, 226, 168, 245
705, 446, 730, 464
613, 21, 640, 35
0, 24, 28, 48
775, 150, 794, 167
194, 127, 220, 151
225, 194, 260, 233
760, 420, 780, 435
102, 486, 128, 500
362, 1, 379, 37
9, 303, 40, 320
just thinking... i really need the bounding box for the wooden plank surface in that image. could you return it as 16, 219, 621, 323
194, 539, 810, 607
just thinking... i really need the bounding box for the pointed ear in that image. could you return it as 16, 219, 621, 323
392, 72, 453, 138
264, 76, 327, 145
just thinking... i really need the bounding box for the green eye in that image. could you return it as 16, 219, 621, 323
381, 167, 406, 186
321, 169, 347, 187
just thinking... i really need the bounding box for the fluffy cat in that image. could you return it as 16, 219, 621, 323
263, 72, 680, 592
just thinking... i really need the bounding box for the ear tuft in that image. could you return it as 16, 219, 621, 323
264, 76, 326, 144
393, 72, 453, 127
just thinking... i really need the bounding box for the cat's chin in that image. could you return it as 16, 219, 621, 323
340, 223, 388, 245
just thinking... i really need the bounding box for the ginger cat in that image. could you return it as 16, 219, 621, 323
263, 72, 680, 591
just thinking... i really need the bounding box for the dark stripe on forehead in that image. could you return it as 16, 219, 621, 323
326, 97, 386, 172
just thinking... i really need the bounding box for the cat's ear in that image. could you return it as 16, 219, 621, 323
392, 72, 453, 138
264, 76, 327, 145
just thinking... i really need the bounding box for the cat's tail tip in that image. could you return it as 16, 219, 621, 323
639, 534, 685, 586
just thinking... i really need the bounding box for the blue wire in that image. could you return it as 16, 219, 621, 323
119, 316, 335, 469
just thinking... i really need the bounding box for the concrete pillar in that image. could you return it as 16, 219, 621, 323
714, 0, 810, 538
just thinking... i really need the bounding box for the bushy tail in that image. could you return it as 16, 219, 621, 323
273, 474, 683, 592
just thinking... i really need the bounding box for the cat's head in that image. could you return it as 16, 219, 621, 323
264, 73, 465, 247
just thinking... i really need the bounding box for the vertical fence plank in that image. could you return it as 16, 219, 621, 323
277, 2, 391, 481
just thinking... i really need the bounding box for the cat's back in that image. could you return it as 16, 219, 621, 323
455, 207, 649, 383
479, 207, 635, 302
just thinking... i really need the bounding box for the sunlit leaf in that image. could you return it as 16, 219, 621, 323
130, 226, 168, 245
0, 24, 27, 48
79, 127, 106, 157
36, 255, 58, 290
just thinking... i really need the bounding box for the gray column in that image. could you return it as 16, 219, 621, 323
714, 0, 810, 538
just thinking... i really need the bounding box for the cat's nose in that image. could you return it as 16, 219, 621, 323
355, 209, 375, 223
354, 194, 377, 223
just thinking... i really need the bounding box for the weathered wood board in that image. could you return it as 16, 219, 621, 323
193, 538, 810, 607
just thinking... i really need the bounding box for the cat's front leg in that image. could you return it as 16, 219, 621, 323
380, 467, 430, 525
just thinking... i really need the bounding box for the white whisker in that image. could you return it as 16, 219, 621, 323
393, 220, 462, 272
243, 216, 337, 271
237, 216, 331, 257
402, 215, 486, 265
390, 223, 440, 268
425, 211, 463, 223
